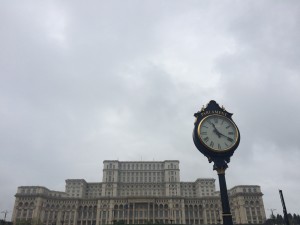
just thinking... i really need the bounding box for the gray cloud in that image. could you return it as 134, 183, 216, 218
1, 1, 299, 218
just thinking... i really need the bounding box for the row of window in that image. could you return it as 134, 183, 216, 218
68, 188, 215, 198
244, 187, 258, 192
20, 188, 64, 198
106, 163, 178, 170
230, 187, 259, 194
117, 171, 166, 176
107, 176, 167, 183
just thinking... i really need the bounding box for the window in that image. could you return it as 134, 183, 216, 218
16, 210, 21, 218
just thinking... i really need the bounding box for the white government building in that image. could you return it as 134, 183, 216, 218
12, 160, 266, 225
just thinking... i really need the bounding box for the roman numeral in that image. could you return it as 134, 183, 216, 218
228, 132, 234, 135
209, 141, 214, 147
204, 137, 209, 142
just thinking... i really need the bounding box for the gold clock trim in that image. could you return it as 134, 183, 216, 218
197, 114, 239, 152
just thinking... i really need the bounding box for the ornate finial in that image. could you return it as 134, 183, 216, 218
221, 105, 225, 111
201, 105, 205, 112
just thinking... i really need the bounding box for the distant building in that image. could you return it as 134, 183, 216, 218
12, 160, 266, 225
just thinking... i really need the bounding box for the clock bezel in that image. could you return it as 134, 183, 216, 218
197, 114, 239, 153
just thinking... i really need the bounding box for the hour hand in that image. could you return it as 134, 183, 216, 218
209, 121, 216, 128
210, 123, 221, 138
213, 128, 221, 138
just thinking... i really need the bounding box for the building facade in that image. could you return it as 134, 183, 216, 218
12, 160, 266, 225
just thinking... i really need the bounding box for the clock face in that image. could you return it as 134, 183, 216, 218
197, 114, 239, 152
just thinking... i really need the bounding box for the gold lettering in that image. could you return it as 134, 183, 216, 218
201, 110, 227, 117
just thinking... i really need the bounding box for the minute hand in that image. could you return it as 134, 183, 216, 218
218, 132, 234, 142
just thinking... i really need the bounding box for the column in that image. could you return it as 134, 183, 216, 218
192, 204, 195, 224
147, 203, 150, 223
152, 204, 154, 223
181, 201, 185, 225
126, 204, 129, 225
109, 201, 113, 224
197, 206, 200, 224
203, 208, 207, 225
117, 205, 120, 222
96, 201, 101, 225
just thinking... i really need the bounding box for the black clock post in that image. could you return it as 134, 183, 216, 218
214, 159, 234, 225
192, 100, 240, 225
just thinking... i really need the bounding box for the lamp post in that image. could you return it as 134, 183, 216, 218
193, 100, 240, 225
214, 162, 233, 225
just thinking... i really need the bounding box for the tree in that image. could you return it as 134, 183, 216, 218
15, 219, 32, 225
265, 213, 300, 225
277, 214, 284, 224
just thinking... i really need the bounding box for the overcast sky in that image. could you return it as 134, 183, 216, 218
1, 1, 300, 219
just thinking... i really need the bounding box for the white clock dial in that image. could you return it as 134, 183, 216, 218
197, 114, 238, 151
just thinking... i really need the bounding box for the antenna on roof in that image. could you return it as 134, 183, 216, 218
1, 210, 10, 222
267, 209, 276, 219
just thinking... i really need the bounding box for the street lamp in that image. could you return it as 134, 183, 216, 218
193, 100, 240, 225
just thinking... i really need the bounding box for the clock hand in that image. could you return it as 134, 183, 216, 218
210, 122, 221, 138
212, 128, 222, 138
208, 121, 233, 141
218, 132, 234, 142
